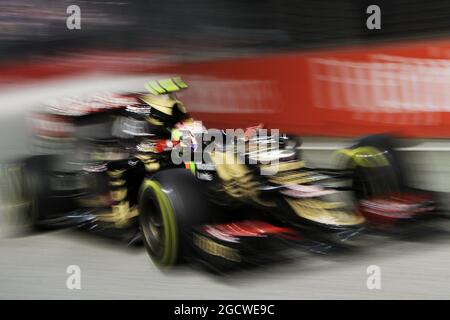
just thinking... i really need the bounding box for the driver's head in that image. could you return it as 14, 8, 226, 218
139, 93, 189, 127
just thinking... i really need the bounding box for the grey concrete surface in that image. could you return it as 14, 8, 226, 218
1, 226, 450, 299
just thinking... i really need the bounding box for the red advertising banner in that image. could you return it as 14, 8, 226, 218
158, 39, 450, 138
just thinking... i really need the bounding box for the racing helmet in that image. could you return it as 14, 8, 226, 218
139, 93, 188, 125
140, 77, 189, 125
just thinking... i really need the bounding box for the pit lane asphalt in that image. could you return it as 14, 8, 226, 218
1, 224, 450, 299
1, 75, 450, 299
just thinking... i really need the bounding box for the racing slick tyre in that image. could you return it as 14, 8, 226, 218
0, 155, 53, 234
351, 134, 402, 200
138, 168, 217, 267
21, 155, 58, 229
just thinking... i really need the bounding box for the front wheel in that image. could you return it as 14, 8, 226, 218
138, 168, 216, 267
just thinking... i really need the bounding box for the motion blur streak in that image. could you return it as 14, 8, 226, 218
1, 0, 450, 299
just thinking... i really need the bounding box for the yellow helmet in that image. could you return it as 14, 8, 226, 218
139, 77, 189, 125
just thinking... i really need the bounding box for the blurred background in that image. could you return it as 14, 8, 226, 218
1, 0, 450, 299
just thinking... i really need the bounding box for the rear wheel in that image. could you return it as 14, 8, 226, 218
0, 155, 53, 235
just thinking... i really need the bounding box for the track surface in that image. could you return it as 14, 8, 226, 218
1, 75, 450, 299
1, 226, 450, 299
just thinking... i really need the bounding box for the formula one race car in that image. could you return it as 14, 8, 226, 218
139, 127, 440, 271
0, 77, 442, 272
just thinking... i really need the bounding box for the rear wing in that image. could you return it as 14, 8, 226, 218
144, 77, 188, 95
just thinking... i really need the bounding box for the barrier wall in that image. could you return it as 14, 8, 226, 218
157, 39, 450, 138
4, 39, 450, 138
